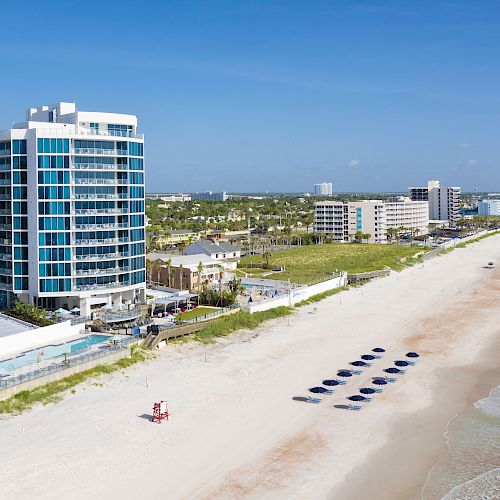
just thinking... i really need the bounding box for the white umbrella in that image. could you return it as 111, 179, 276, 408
102, 304, 113, 310
0, 368, 10, 377
54, 308, 71, 315
70, 306, 80, 313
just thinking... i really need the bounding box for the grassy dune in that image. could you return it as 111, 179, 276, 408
240, 243, 427, 284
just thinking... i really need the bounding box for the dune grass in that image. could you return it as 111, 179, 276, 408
0, 346, 150, 416
240, 243, 427, 284
176, 307, 219, 321
193, 307, 293, 344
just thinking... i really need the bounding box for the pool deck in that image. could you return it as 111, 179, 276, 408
0, 334, 125, 378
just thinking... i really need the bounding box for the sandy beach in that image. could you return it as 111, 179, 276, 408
1, 235, 500, 500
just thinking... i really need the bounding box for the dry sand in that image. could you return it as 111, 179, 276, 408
1, 235, 500, 500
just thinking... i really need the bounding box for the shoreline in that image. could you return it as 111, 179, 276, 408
326, 333, 500, 500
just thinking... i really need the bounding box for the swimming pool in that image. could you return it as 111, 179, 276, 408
0, 335, 111, 372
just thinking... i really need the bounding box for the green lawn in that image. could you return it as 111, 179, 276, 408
239, 243, 427, 284
176, 307, 221, 321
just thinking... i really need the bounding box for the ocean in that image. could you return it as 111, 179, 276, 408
422, 385, 500, 500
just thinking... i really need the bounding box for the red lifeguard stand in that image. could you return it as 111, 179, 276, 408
151, 400, 169, 423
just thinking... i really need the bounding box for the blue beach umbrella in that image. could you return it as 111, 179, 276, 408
350, 360, 370, 367
372, 348, 385, 353
361, 354, 376, 360
406, 352, 420, 358
384, 367, 403, 374
309, 387, 332, 394
395, 360, 410, 367
373, 379, 388, 386
359, 387, 376, 394
323, 379, 341, 386
348, 395, 369, 402
337, 370, 353, 377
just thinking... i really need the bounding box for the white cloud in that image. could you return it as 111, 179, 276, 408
467, 159, 478, 167
462, 142, 473, 149
347, 159, 361, 167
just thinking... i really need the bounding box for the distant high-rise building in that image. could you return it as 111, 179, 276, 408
409, 180, 461, 223
191, 191, 227, 201
0, 102, 146, 313
314, 182, 333, 196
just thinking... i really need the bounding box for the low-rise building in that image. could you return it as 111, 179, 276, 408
314, 200, 386, 243
147, 253, 221, 291
149, 229, 200, 247
478, 199, 500, 216
314, 197, 429, 243
385, 196, 429, 235
183, 240, 240, 269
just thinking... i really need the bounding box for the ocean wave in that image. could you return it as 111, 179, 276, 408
441, 467, 500, 499
422, 385, 500, 500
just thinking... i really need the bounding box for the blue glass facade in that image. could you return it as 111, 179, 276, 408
0, 104, 146, 311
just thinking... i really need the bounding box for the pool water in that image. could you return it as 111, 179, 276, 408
0, 335, 111, 372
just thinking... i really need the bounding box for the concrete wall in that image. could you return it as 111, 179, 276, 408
241, 274, 347, 313
0, 321, 85, 358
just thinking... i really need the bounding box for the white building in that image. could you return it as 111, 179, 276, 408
385, 196, 429, 235
409, 180, 461, 223
314, 200, 386, 243
183, 240, 240, 270
314, 182, 333, 196
0, 102, 146, 315
477, 199, 500, 216
314, 197, 429, 243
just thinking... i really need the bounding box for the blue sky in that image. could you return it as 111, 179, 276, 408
0, 0, 499, 192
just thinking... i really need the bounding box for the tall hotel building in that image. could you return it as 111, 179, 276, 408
409, 180, 461, 223
0, 102, 146, 315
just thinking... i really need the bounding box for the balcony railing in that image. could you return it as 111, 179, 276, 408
74, 238, 120, 246
0, 209, 11, 215
73, 148, 127, 156
0, 223, 12, 230
75, 251, 129, 261
0, 150, 11, 156
72, 208, 128, 215
0, 179, 11, 185
75, 267, 130, 276
72, 163, 116, 170
76, 129, 143, 139
0, 254, 13, 261
0, 164, 11, 171
74, 281, 130, 292
74, 223, 128, 230
73, 179, 117, 185
72, 194, 118, 200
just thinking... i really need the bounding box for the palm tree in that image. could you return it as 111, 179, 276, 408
363, 233, 371, 244
179, 264, 184, 290
165, 258, 172, 287
218, 265, 224, 306
197, 261, 203, 305
263, 251, 272, 269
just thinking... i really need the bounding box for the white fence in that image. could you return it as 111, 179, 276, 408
0, 321, 84, 358
241, 273, 347, 313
